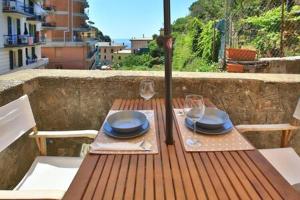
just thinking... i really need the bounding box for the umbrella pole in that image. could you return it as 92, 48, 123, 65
164, 0, 174, 145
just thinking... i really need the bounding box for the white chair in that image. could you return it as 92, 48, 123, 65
0, 95, 98, 199
236, 98, 300, 191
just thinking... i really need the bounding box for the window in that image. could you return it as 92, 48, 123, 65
32, 47, 37, 60
111, 55, 114, 60
104, 55, 106, 59
7, 17, 12, 35
29, 24, 33, 36
104, 49, 106, 53
111, 49, 114, 53
18, 49, 23, 67
9, 51, 13, 70
17, 19, 21, 35
118, 56, 121, 60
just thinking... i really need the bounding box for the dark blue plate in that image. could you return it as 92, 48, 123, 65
107, 111, 147, 133
103, 120, 150, 139
185, 117, 233, 135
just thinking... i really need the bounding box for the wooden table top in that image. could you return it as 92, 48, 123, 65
63, 98, 300, 200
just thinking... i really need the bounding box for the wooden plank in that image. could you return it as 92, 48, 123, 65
222, 152, 261, 200
151, 99, 165, 200
172, 98, 207, 200
102, 155, 123, 200
237, 151, 282, 200
145, 154, 154, 200
111, 99, 122, 110
143, 99, 155, 200
113, 155, 130, 200
91, 99, 127, 199
135, 155, 146, 200
124, 155, 138, 199
207, 152, 239, 200
82, 155, 107, 200
63, 155, 99, 200
135, 99, 147, 200
113, 99, 140, 200
230, 151, 272, 200
192, 153, 219, 199
200, 152, 229, 200
159, 99, 186, 200
235, 124, 299, 133
247, 150, 300, 200
92, 155, 115, 199
177, 97, 218, 200
214, 152, 251, 200
155, 98, 175, 200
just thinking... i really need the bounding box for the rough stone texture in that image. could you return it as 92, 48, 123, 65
259, 56, 300, 73
0, 69, 300, 189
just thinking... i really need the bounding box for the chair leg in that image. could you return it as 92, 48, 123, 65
35, 137, 47, 156
281, 130, 293, 147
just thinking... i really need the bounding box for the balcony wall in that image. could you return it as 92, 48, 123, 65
0, 70, 300, 189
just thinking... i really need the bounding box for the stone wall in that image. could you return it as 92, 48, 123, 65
0, 69, 300, 189
259, 56, 300, 73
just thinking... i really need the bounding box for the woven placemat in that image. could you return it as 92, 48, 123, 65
174, 109, 254, 152
89, 110, 158, 155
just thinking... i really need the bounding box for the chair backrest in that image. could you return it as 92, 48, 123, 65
0, 95, 36, 153
293, 98, 300, 121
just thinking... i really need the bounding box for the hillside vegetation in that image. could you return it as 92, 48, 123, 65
115, 0, 300, 71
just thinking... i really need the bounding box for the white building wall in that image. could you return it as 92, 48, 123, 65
0, 49, 10, 74
0, 1, 46, 74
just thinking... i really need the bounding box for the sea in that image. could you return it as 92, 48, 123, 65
112, 39, 131, 49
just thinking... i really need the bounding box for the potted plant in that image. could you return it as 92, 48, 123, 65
226, 48, 257, 61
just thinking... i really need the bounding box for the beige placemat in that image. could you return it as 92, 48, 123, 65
174, 109, 254, 152
89, 110, 158, 155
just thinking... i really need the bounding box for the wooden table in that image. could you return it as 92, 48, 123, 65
64, 98, 300, 200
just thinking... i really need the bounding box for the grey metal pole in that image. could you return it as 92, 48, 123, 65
164, 0, 173, 145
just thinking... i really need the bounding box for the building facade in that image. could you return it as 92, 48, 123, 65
97, 42, 126, 64
113, 49, 131, 63
0, 0, 49, 74
41, 0, 97, 69
130, 36, 152, 54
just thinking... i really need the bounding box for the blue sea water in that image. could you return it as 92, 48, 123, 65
112, 39, 131, 48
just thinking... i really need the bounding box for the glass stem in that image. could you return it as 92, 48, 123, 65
193, 119, 196, 139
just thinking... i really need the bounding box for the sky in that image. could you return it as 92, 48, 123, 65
88, 0, 196, 39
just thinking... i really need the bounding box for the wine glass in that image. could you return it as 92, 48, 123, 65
184, 95, 205, 146
140, 80, 155, 101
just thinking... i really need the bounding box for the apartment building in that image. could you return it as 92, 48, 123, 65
0, 0, 49, 74
41, 0, 97, 69
97, 42, 126, 64
131, 36, 152, 54
113, 49, 131, 63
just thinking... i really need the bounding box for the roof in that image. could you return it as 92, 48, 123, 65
114, 49, 132, 54
96, 42, 126, 47
130, 37, 152, 41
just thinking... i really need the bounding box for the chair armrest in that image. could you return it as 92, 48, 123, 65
29, 130, 98, 139
0, 190, 65, 199
236, 124, 300, 133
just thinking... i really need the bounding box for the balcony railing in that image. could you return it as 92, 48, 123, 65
27, 15, 45, 22
3, 34, 43, 47
42, 5, 56, 12
2, 0, 34, 16
42, 22, 56, 28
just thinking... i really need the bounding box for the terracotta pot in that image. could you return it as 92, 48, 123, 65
226, 48, 257, 61
227, 63, 244, 73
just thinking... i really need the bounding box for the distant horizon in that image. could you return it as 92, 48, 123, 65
88, 0, 196, 38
